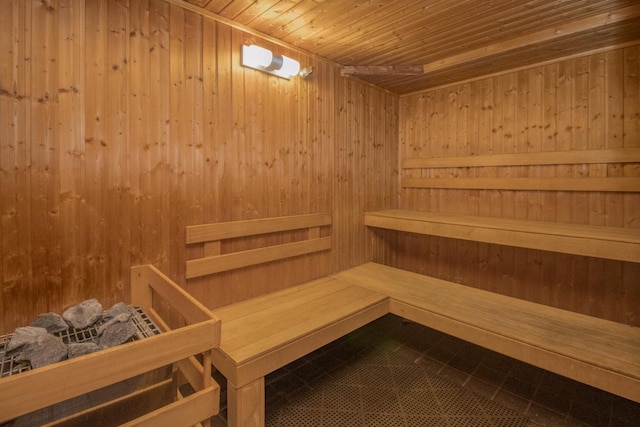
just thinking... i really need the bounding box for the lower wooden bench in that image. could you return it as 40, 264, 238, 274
208, 261, 640, 426
210, 276, 388, 426
337, 263, 640, 406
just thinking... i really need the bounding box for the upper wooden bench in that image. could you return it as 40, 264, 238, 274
365, 209, 640, 263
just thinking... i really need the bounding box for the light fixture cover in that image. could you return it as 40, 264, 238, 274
242, 45, 300, 79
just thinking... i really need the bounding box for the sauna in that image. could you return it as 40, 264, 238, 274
0, 1, 639, 426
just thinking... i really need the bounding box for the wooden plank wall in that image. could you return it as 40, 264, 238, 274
0, 0, 398, 334
387, 45, 640, 326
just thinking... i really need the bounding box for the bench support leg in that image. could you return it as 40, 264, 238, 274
227, 377, 265, 427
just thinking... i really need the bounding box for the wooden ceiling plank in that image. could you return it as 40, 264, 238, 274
423, 5, 640, 74
201, 0, 235, 14
289, 0, 444, 50
248, 0, 326, 35
389, 36, 640, 95
268, 0, 367, 41
233, 0, 291, 26
320, 0, 540, 60
280, 0, 395, 44
330, 0, 601, 64
309, 0, 487, 59
354, 1, 624, 65
343, 0, 634, 64
220, 0, 276, 20
399, 6, 627, 64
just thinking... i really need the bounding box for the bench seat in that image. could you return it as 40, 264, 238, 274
212, 262, 639, 426
336, 262, 640, 403
210, 275, 388, 426
365, 209, 640, 263
211, 276, 388, 387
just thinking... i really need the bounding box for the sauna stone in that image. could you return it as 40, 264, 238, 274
31, 312, 69, 333
14, 332, 68, 369
68, 342, 101, 359
104, 302, 132, 320
6, 326, 50, 352
97, 312, 136, 348
62, 298, 103, 329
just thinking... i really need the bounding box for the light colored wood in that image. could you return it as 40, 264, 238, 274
403, 148, 640, 168
227, 377, 264, 427
179, 0, 640, 94
335, 262, 640, 403
1, 1, 396, 332
226, 300, 389, 389
186, 213, 331, 244
0, 321, 216, 422
212, 277, 387, 366
397, 45, 640, 324
120, 385, 219, 427
0, 264, 221, 425
422, 5, 640, 74
402, 177, 640, 192
133, 264, 220, 328
340, 65, 424, 76
40, 379, 174, 427
365, 209, 640, 263
186, 237, 332, 279
187, 213, 388, 425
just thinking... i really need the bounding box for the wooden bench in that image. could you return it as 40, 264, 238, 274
187, 213, 640, 426
186, 214, 389, 427
336, 262, 640, 405
364, 209, 640, 263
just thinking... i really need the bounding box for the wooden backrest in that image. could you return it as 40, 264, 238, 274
186, 213, 332, 280
402, 148, 640, 192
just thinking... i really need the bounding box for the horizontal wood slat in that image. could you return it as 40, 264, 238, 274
402, 148, 640, 168
186, 213, 331, 244
365, 210, 640, 263
186, 237, 332, 279
121, 385, 219, 427
0, 320, 219, 421
401, 177, 640, 192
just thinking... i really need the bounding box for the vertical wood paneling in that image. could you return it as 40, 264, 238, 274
105, 0, 130, 307
0, 0, 399, 333
58, 0, 85, 310
1, 0, 32, 331
31, 0, 62, 317
129, 0, 150, 270
397, 45, 640, 325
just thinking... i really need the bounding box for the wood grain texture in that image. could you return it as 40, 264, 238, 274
365, 209, 640, 263
394, 45, 640, 325
336, 262, 640, 403
183, 0, 640, 94
0, 0, 397, 333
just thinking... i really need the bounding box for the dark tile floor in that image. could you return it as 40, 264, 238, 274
212, 314, 640, 426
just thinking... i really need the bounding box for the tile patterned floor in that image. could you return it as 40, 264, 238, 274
212, 314, 640, 426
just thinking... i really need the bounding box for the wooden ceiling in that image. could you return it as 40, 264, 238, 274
183, 0, 640, 94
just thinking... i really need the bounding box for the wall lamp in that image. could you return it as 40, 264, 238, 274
242, 45, 313, 80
